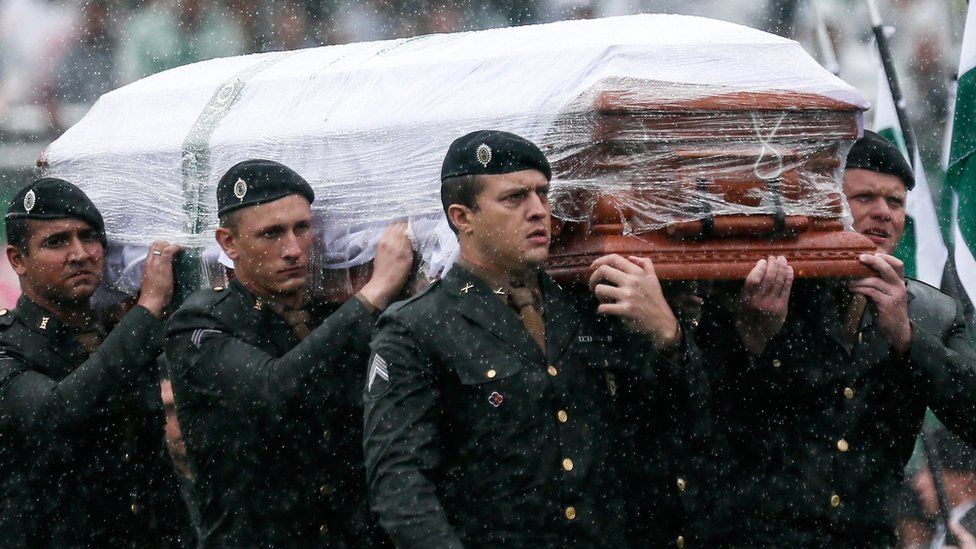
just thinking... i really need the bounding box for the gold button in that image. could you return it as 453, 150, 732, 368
676, 478, 687, 492
557, 410, 568, 423
830, 494, 841, 507
130, 503, 139, 514
564, 506, 576, 520
0, 309, 8, 316
844, 387, 854, 399
322, 430, 331, 441
548, 365, 558, 376
123, 452, 131, 462
676, 535, 686, 548
771, 359, 782, 368
319, 484, 330, 496
836, 439, 849, 452
486, 369, 497, 379
562, 458, 574, 471
319, 524, 328, 536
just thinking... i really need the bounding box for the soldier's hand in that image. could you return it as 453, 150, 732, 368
950, 520, 976, 549
736, 256, 793, 356
137, 241, 182, 318
849, 253, 911, 354
589, 254, 681, 352
360, 221, 414, 311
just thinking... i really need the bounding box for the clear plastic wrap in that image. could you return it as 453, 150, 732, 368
546, 78, 863, 235
39, 14, 867, 293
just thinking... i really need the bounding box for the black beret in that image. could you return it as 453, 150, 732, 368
5, 178, 106, 245
441, 130, 551, 182
846, 130, 915, 190
217, 159, 314, 216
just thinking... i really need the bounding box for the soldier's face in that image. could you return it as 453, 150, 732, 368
462, 170, 551, 274
217, 194, 312, 300
843, 168, 906, 255
7, 218, 104, 306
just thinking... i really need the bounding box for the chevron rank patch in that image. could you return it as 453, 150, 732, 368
191, 328, 222, 348
367, 353, 390, 397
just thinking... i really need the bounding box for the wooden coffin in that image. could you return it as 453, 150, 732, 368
546, 80, 875, 282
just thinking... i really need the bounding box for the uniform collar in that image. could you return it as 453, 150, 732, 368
13, 294, 99, 337
442, 264, 579, 363
453, 257, 541, 301
229, 278, 307, 314
13, 295, 102, 365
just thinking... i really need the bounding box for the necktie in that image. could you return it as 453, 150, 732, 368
509, 286, 546, 354
269, 303, 312, 341
838, 290, 867, 348
75, 327, 105, 355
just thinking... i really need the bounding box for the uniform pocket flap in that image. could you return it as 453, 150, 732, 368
454, 355, 525, 385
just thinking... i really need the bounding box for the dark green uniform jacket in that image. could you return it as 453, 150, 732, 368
0, 295, 165, 547
165, 279, 387, 548
363, 265, 705, 548
691, 279, 976, 547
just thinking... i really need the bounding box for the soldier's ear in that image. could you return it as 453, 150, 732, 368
214, 227, 240, 261
6, 244, 27, 276
447, 204, 475, 236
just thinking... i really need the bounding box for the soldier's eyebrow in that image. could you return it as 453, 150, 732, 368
499, 183, 533, 196
254, 223, 286, 237
39, 230, 72, 245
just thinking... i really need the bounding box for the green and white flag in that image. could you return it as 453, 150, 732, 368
871, 55, 947, 285
947, 2, 976, 302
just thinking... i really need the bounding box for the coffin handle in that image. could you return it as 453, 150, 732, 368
665, 215, 811, 239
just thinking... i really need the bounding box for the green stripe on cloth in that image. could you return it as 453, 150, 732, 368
893, 216, 917, 279
948, 69, 976, 171
949, 154, 976, 248
948, 70, 976, 249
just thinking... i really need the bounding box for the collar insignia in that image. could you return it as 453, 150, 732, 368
494, 287, 506, 296
39, 316, 49, 330
460, 283, 474, 294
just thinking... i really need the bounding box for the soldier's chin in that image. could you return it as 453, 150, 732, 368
67, 278, 100, 296
273, 277, 307, 296
522, 248, 549, 269
54, 284, 97, 305
876, 240, 896, 255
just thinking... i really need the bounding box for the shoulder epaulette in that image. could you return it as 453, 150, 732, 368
0, 308, 14, 328
384, 279, 442, 315
180, 286, 235, 311
905, 278, 958, 305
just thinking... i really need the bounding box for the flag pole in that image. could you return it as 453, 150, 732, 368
920, 429, 959, 545
864, 0, 958, 539
864, 0, 918, 168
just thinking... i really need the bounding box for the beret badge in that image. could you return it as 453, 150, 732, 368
233, 178, 248, 201
476, 143, 492, 168
23, 189, 36, 213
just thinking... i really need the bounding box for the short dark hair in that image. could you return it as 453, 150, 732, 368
440, 175, 484, 234
5, 217, 32, 254
218, 209, 241, 233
